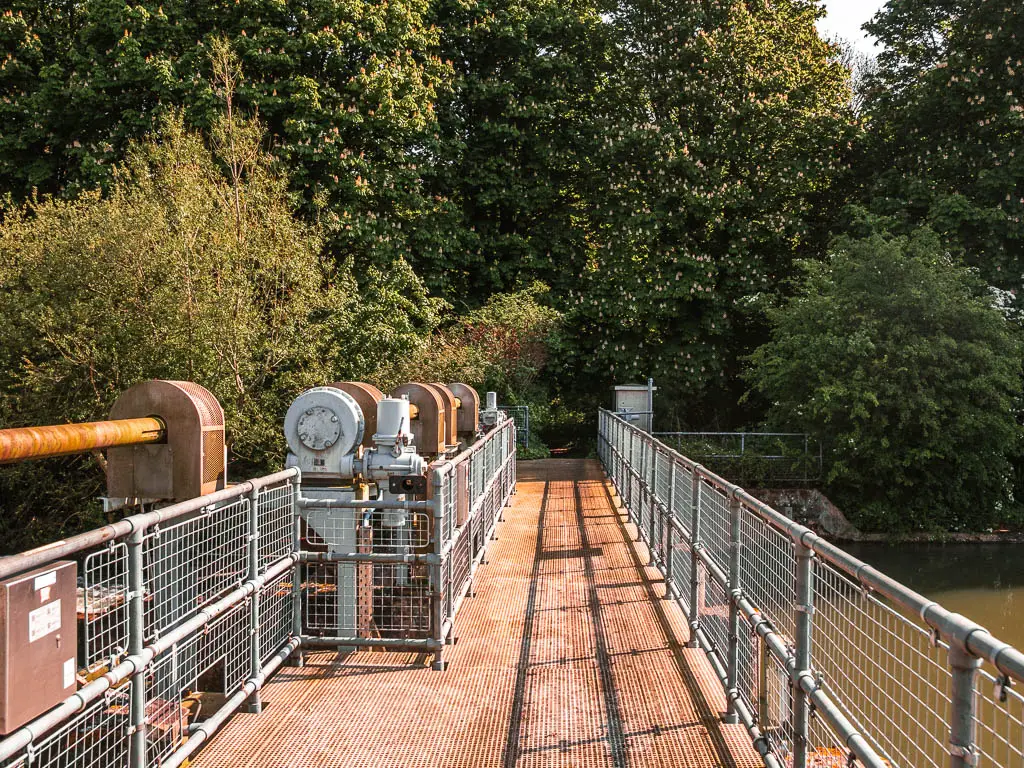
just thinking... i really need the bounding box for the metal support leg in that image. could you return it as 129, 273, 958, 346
648, 450, 657, 563
664, 461, 676, 598
244, 487, 263, 713
432, 468, 447, 671
725, 491, 742, 724
792, 538, 815, 768
127, 528, 147, 768
287, 480, 304, 668
948, 645, 981, 768
687, 469, 702, 648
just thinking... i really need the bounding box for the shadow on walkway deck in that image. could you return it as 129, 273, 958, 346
192, 459, 760, 768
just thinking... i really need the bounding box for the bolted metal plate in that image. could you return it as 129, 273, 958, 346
388, 474, 428, 496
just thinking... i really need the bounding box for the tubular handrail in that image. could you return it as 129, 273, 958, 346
599, 408, 1023, 768
0, 467, 300, 581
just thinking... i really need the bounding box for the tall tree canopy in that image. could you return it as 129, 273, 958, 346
564, 0, 856, 421
0, 0, 452, 266
857, 0, 1024, 293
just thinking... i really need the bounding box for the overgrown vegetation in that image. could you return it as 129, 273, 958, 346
2, 0, 1024, 536
746, 228, 1022, 532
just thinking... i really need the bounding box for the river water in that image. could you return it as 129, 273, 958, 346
843, 541, 1024, 650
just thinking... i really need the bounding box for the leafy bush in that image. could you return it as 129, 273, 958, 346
745, 229, 1023, 532
0, 85, 439, 551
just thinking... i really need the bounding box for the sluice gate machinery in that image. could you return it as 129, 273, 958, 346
0, 379, 517, 768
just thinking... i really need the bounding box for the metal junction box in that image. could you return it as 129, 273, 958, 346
0, 561, 77, 734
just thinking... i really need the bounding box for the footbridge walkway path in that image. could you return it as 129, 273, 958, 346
192, 459, 759, 768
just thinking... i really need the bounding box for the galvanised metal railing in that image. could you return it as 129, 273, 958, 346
433, 417, 517, 665
0, 418, 517, 767
599, 409, 1024, 768
0, 469, 301, 768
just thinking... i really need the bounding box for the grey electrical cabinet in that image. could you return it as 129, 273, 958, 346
0, 561, 78, 734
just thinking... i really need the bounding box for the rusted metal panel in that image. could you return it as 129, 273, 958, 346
0, 561, 77, 734
391, 383, 445, 458
426, 384, 458, 448
107, 380, 226, 501
329, 382, 385, 449
0, 418, 163, 464
448, 383, 480, 435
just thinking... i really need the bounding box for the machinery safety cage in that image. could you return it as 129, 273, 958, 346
0, 417, 516, 768
599, 408, 1024, 768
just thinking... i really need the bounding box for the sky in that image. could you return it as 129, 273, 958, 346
815, 0, 888, 56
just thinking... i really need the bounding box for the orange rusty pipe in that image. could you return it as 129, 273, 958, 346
0, 417, 165, 464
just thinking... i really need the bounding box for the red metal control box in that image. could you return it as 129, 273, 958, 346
0, 561, 78, 734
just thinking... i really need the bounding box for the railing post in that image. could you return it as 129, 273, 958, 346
432, 467, 447, 671
127, 527, 147, 768
663, 460, 676, 600
244, 487, 263, 713
625, 428, 634, 525
792, 537, 815, 768
725, 489, 742, 724
948, 645, 981, 768
636, 432, 646, 540
687, 468, 702, 648
287, 478, 304, 667
648, 448, 657, 563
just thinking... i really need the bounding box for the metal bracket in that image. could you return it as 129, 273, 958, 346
930, 627, 942, 648
995, 674, 1013, 703
948, 742, 979, 766
846, 751, 857, 767
795, 603, 816, 615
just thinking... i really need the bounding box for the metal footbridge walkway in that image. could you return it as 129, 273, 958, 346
2, 408, 1024, 768
191, 459, 758, 768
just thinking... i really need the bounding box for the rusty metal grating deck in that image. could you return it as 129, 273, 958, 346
191, 460, 760, 768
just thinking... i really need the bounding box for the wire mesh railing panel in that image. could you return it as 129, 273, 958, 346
739, 509, 796, 642
702, 568, 731, 670
655, 449, 671, 502
698, 480, 731, 576
258, 480, 295, 568
449, 517, 473, 606
673, 536, 693, 615
29, 688, 132, 768
174, 599, 252, 697
762, 644, 795, 760
672, 460, 692, 523
813, 560, 950, 768
260, 571, 293, 662
143, 498, 249, 640
597, 409, 1024, 768
736, 622, 758, 713
975, 668, 1024, 767
367, 563, 432, 637
304, 508, 430, 553
302, 561, 349, 633
82, 542, 130, 669
146, 652, 185, 765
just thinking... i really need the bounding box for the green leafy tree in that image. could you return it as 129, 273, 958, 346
562, 0, 857, 423
856, 0, 1024, 293
413, 0, 609, 300
746, 229, 1022, 532
0, 65, 441, 552
0, 0, 452, 267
